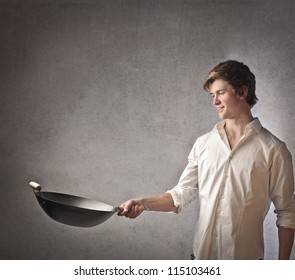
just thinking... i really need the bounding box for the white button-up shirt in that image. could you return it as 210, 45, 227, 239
168, 118, 295, 259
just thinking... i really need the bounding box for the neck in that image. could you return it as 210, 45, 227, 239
225, 112, 254, 132
224, 113, 254, 149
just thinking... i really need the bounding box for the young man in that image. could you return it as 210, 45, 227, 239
118, 60, 295, 260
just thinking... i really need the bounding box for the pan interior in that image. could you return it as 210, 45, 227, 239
37, 192, 115, 212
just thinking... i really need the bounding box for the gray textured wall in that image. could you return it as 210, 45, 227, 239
1, 0, 294, 260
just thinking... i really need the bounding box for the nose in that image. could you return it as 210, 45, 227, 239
212, 94, 220, 105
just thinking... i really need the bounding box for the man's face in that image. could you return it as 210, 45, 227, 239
209, 79, 244, 120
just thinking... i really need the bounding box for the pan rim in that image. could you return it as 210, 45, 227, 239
35, 191, 116, 212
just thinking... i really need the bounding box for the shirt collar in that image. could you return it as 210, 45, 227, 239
249, 117, 262, 133
214, 117, 262, 134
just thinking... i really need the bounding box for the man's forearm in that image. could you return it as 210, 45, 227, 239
140, 192, 177, 212
278, 226, 295, 260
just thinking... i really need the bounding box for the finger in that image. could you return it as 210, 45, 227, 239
117, 200, 134, 216
125, 205, 137, 218
117, 205, 125, 216
126, 205, 144, 219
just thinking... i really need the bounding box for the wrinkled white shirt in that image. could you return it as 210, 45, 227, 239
168, 118, 295, 260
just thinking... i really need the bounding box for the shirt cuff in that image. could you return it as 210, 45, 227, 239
166, 189, 182, 213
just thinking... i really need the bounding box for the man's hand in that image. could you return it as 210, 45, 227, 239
278, 227, 295, 259
118, 199, 146, 219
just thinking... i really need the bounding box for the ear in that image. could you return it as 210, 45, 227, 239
238, 86, 248, 100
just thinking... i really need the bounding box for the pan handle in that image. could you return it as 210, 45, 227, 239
29, 181, 42, 191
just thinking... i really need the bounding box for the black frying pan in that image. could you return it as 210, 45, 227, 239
29, 182, 120, 227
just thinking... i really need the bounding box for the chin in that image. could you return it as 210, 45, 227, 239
218, 113, 226, 120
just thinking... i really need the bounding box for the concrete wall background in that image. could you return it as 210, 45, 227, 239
0, 0, 294, 259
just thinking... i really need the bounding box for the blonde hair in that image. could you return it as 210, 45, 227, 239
203, 60, 258, 108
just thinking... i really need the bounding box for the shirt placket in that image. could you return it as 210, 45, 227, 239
210, 131, 232, 258
212, 127, 254, 259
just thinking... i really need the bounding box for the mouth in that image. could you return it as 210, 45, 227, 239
216, 106, 225, 112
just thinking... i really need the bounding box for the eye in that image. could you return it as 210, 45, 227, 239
217, 91, 225, 96
210, 90, 226, 98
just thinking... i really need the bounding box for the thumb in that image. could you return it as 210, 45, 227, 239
117, 200, 132, 216
123, 200, 135, 213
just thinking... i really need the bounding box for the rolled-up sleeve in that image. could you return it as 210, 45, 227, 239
270, 144, 295, 229
167, 141, 199, 213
